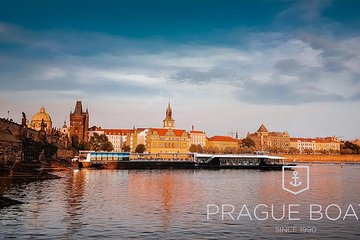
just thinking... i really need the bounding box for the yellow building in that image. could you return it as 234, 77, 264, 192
145, 103, 189, 154
314, 137, 340, 153
206, 136, 239, 152
146, 128, 189, 154
30, 106, 52, 134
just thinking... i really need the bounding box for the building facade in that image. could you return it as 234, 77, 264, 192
290, 137, 340, 154
104, 129, 134, 152
206, 136, 239, 152
146, 103, 189, 154
315, 137, 340, 153
70, 101, 89, 144
132, 128, 149, 150
88, 126, 134, 152
247, 124, 290, 152
290, 138, 316, 153
146, 128, 189, 154
188, 125, 206, 147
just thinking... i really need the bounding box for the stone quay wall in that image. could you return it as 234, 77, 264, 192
280, 154, 360, 163
0, 117, 72, 169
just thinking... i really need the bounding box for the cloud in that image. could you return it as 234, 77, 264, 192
275, 0, 331, 25
0, 16, 360, 108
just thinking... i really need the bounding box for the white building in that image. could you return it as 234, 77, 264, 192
188, 126, 206, 147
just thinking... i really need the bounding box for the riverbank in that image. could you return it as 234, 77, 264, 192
0, 167, 63, 209
280, 154, 360, 163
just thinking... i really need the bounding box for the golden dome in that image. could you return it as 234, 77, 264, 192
32, 106, 52, 123
30, 106, 52, 133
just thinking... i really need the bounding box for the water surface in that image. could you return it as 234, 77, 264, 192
1, 164, 359, 239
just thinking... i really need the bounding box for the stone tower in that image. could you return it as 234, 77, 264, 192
70, 101, 89, 144
163, 102, 175, 129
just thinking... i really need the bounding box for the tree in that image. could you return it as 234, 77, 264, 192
189, 144, 197, 153
89, 133, 114, 151
122, 144, 131, 152
289, 147, 300, 154
72, 136, 90, 150
303, 149, 313, 155
189, 144, 204, 153
242, 137, 255, 148
197, 144, 204, 153
239, 146, 254, 154
341, 141, 360, 154
135, 144, 146, 153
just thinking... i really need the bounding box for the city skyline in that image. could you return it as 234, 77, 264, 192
1, 0, 360, 139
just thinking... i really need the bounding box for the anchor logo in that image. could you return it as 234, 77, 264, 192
290, 171, 301, 187
282, 166, 310, 195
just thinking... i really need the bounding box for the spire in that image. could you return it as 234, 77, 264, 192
74, 101, 83, 114
163, 101, 175, 129
166, 101, 172, 118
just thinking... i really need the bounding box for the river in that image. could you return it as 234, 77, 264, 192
1, 164, 360, 239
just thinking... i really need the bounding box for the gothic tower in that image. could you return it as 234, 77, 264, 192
163, 102, 175, 129
70, 100, 89, 144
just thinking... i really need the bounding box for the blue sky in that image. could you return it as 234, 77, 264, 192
0, 0, 360, 139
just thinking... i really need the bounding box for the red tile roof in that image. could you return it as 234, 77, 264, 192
149, 128, 187, 137
190, 130, 205, 134
208, 136, 239, 142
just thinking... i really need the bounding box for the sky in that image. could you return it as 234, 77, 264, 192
0, 0, 360, 139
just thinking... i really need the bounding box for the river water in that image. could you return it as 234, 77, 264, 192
1, 164, 360, 239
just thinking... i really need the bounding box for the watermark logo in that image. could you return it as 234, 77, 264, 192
282, 166, 309, 195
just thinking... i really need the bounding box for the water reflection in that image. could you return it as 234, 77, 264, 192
0, 165, 359, 239
128, 170, 203, 230
63, 170, 87, 239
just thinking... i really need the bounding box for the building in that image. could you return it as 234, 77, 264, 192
146, 103, 189, 154
163, 102, 175, 129
290, 137, 340, 154
353, 139, 360, 147
132, 128, 149, 150
146, 128, 189, 154
104, 129, 134, 152
315, 137, 340, 153
60, 120, 70, 138
88, 126, 105, 138
70, 101, 89, 144
206, 136, 239, 152
268, 131, 290, 151
188, 125, 206, 147
88, 126, 134, 152
30, 106, 53, 134
290, 138, 316, 153
247, 124, 290, 152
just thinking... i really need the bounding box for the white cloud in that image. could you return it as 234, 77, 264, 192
0, 20, 360, 138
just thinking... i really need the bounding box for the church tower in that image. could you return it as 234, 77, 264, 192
70, 100, 89, 144
163, 102, 175, 129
